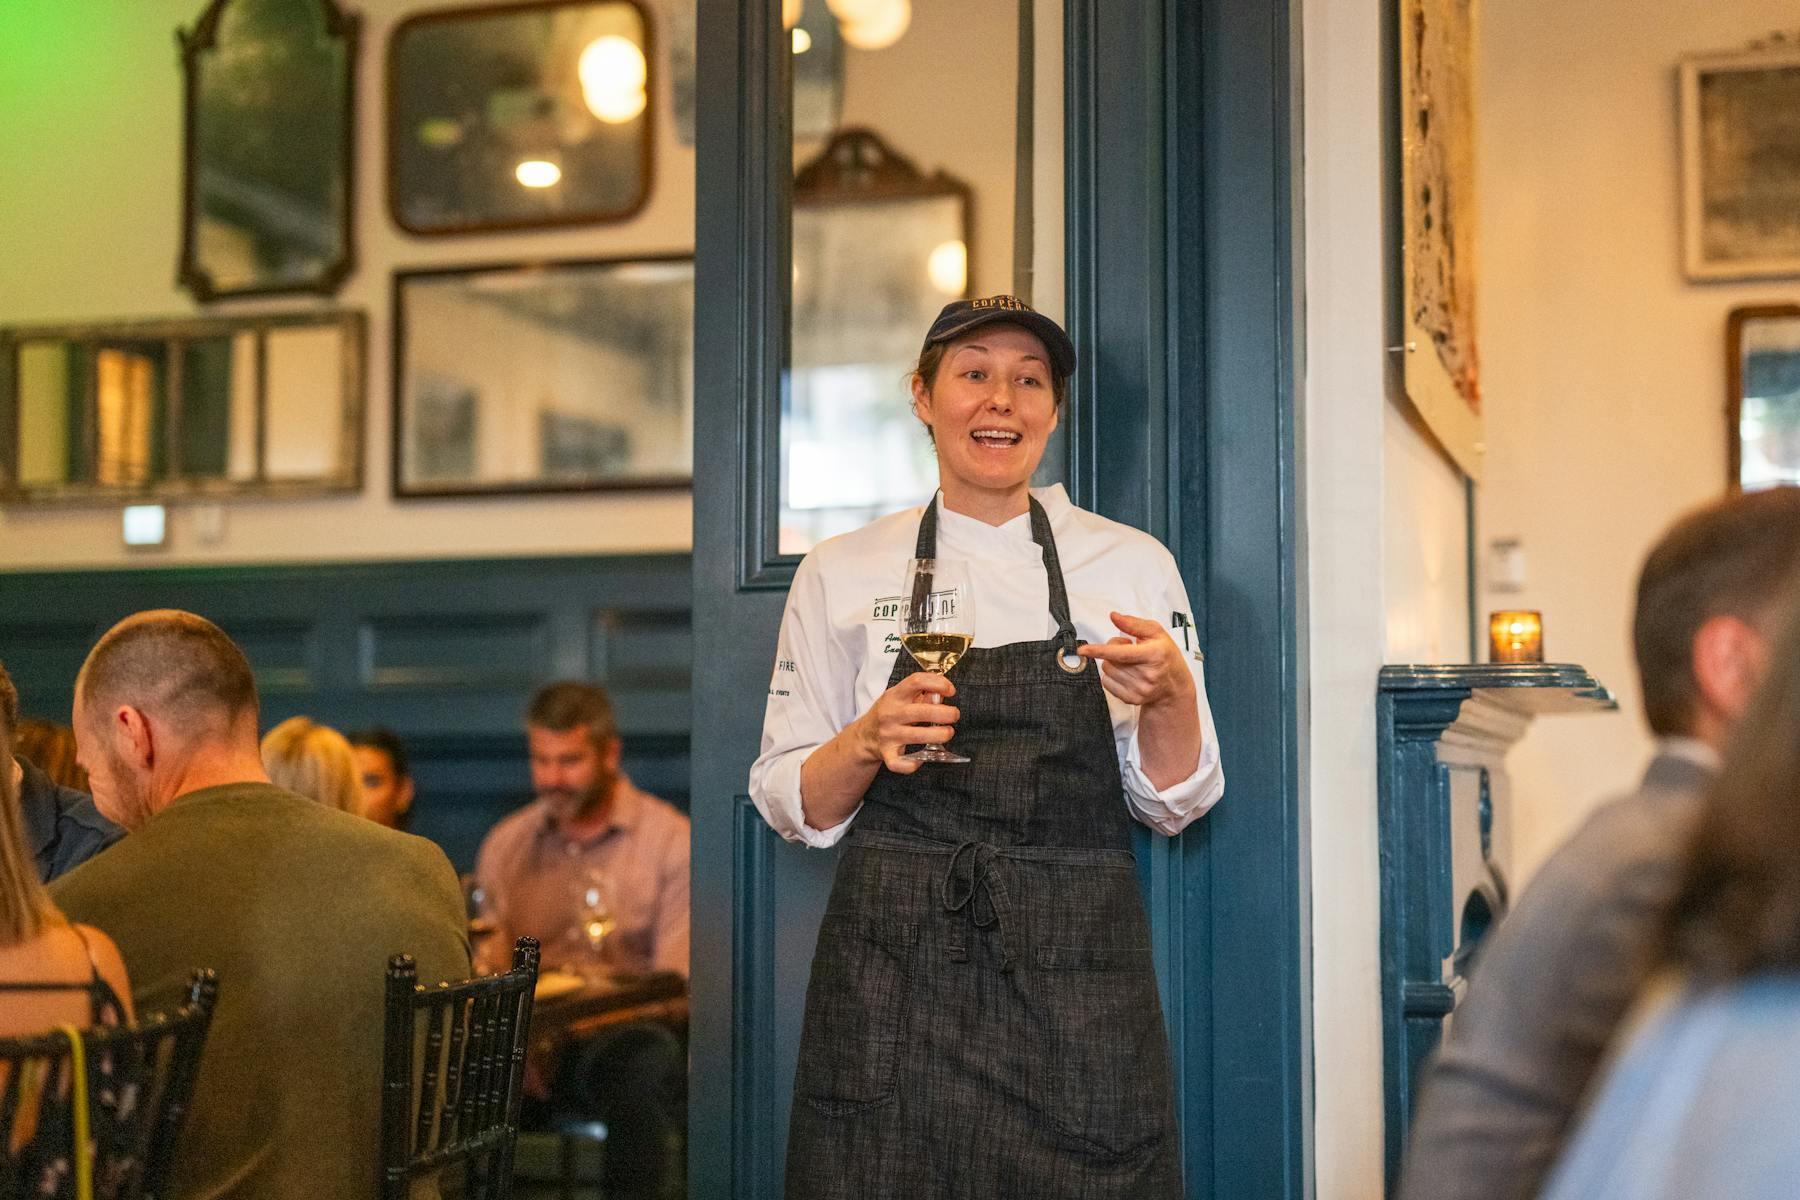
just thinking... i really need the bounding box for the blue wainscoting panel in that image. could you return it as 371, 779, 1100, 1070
0, 554, 691, 873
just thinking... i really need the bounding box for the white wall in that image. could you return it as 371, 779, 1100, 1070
1303, 0, 1402, 1194
1385, 402, 1472, 663
1475, 0, 1798, 881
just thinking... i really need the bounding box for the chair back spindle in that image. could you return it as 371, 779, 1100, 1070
381, 937, 540, 1200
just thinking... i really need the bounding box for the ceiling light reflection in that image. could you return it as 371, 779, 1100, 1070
515, 159, 563, 188
926, 239, 967, 295
578, 35, 648, 124
837, 0, 910, 49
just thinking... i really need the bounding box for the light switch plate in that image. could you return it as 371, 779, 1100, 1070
1487, 537, 1525, 592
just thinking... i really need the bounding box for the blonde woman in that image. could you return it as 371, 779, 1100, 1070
0, 673, 132, 1037
261, 717, 362, 815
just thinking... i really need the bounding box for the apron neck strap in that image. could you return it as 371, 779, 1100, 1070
913, 493, 1081, 653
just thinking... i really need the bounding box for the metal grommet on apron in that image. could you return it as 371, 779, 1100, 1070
785, 495, 1181, 1200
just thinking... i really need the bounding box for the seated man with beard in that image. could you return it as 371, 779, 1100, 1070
474, 681, 689, 979
474, 680, 689, 1200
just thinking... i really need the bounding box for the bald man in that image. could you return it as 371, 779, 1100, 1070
50, 610, 470, 1200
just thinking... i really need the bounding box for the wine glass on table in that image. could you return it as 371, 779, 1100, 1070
897, 557, 974, 764
571, 863, 618, 984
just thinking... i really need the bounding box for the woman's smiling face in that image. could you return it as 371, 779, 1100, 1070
912, 323, 1059, 506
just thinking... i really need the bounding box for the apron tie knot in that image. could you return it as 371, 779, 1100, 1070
941, 841, 1019, 970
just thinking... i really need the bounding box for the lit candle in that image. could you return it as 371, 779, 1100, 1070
1488, 610, 1544, 663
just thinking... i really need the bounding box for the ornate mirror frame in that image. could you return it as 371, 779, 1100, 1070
177, 0, 360, 301
759, 127, 976, 569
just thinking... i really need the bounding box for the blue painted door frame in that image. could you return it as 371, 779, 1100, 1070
689, 0, 1306, 1195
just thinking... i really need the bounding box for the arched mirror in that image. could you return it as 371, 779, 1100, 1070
782, 128, 972, 552
178, 0, 358, 301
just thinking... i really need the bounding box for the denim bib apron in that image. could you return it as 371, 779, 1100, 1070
785, 497, 1181, 1199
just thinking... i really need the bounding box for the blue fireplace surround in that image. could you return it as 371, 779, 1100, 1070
1377, 663, 1616, 1194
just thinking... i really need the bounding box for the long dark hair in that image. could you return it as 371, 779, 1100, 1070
1666, 581, 1800, 979
0, 667, 66, 945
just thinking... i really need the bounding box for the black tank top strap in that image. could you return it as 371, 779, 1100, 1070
69, 923, 125, 1026
912, 493, 1080, 656
0, 925, 125, 1025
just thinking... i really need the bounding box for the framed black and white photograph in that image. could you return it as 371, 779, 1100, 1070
1680, 42, 1800, 281
387, 0, 654, 236
392, 257, 693, 498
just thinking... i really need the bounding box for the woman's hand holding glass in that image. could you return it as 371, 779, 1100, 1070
894, 559, 974, 764
852, 670, 961, 775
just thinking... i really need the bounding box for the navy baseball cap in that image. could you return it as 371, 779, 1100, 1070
922, 295, 1076, 377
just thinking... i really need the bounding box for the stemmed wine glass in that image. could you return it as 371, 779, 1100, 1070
897, 557, 974, 764
571, 861, 618, 982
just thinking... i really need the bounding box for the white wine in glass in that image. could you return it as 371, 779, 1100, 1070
898, 557, 974, 764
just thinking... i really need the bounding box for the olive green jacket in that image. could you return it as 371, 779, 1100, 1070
51, 782, 471, 1200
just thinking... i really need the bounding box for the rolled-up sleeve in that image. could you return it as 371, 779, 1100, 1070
1117, 559, 1224, 836
749, 553, 861, 848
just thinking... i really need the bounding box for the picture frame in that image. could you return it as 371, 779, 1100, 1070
1727, 304, 1800, 491
177, 0, 359, 301
0, 311, 365, 503
1397, 0, 1483, 479
387, 0, 654, 236
1680, 42, 1800, 282
391, 257, 693, 498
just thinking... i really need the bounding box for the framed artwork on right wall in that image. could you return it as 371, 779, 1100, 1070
1398, 0, 1482, 479
1681, 41, 1800, 282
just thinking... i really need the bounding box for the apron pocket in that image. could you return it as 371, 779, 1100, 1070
1032, 943, 1170, 1158
794, 916, 919, 1115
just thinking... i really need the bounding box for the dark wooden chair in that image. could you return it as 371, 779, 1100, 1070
0, 969, 219, 1200
382, 937, 540, 1200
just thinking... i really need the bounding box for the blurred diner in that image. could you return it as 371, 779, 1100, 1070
0, 664, 132, 1037
473, 679, 689, 979
3, 670, 120, 884
349, 725, 416, 830
1402, 485, 1800, 1199
1538, 578, 1800, 1198
15, 718, 88, 793
474, 678, 691, 1200
260, 714, 362, 814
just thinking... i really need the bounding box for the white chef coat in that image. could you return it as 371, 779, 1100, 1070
750, 485, 1225, 847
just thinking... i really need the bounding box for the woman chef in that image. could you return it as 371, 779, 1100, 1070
749, 295, 1224, 1198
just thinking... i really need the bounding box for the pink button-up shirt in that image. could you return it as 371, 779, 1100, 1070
473, 778, 689, 977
